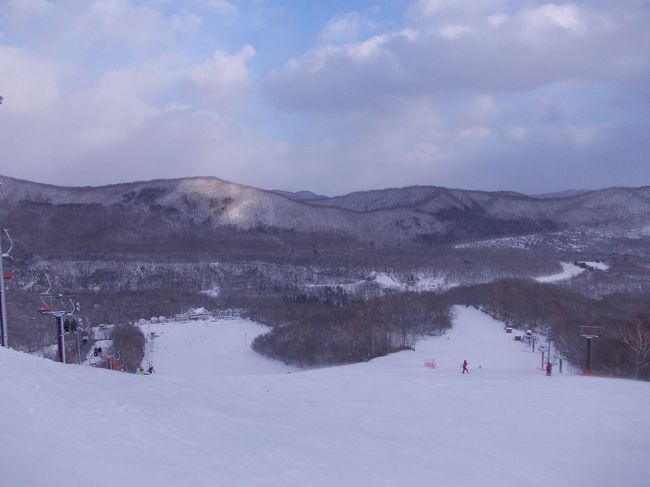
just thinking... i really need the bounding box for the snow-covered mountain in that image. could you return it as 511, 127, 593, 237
2, 174, 649, 357
2, 175, 649, 248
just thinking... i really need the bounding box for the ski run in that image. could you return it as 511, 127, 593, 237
1, 306, 649, 486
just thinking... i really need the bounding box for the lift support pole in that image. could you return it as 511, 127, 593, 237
0, 234, 8, 348
56, 316, 66, 363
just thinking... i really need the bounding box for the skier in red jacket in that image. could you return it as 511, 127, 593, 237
462, 359, 469, 374
546, 361, 552, 376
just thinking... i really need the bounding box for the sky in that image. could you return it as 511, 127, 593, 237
0, 0, 649, 195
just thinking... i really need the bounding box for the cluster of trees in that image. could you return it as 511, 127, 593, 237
111, 323, 145, 372
607, 317, 650, 378
246, 292, 452, 366
448, 279, 650, 380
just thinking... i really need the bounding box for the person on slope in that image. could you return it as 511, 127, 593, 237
148, 365, 155, 374
462, 359, 469, 374
546, 361, 552, 376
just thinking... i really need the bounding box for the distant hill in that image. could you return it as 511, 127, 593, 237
531, 189, 592, 199
2, 175, 649, 255
1, 174, 649, 355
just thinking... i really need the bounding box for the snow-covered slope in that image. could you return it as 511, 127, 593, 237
141, 318, 288, 376
1, 308, 649, 487
534, 262, 586, 283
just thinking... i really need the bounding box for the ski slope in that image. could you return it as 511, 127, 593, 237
140, 319, 289, 376
534, 262, 585, 283
1, 307, 649, 487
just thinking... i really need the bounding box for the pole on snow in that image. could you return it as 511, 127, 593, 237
0, 231, 8, 348
579, 326, 601, 374
39, 294, 78, 364
56, 316, 66, 364
0, 235, 7, 347
0, 100, 7, 348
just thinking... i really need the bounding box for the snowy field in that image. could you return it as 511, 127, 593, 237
1, 307, 649, 487
534, 261, 609, 283
534, 262, 586, 283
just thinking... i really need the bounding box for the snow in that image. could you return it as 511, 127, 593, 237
304, 271, 452, 294
365, 271, 451, 292
411, 273, 450, 291
2, 307, 650, 487
200, 285, 220, 297
454, 231, 588, 251
534, 262, 585, 283
372, 271, 403, 289
581, 261, 609, 271
140, 318, 288, 376
534, 261, 609, 283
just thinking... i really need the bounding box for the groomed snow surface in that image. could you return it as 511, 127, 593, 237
2, 307, 649, 487
534, 261, 609, 283
535, 262, 586, 283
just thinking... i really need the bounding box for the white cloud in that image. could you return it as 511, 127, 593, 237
259, 1, 650, 193
0, 47, 60, 116
189, 45, 256, 92
501, 126, 528, 143
408, 0, 463, 18
266, 1, 649, 114
0, 0, 649, 195
563, 124, 597, 148
407, 0, 509, 24
487, 13, 508, 27
516, 3, 585, 43
77, 0, 181, 46
3, 0, 54, 23
0, 0, 257, 186
527, 3, 582, 32
438, 24, 473, 40
320, 12, 376, 44
198, 0, 237, 15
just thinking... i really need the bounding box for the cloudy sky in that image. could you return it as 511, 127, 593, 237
0, 0, 648, 195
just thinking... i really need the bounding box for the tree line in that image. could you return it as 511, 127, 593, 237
242, 292, 452, 367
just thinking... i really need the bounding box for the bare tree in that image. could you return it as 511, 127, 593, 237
612, 317, 650, 379
111, 323, 145, 372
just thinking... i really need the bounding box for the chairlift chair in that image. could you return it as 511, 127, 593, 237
37, 274, 76, 317
36, 272, 80, 363
579, 325, 602, 339
2, 229, 14, 281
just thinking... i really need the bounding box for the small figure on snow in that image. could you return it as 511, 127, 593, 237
137, 368, 146, 375
546, 361, 552, 376
147, 365, 155, 374
462, 359, 469, 374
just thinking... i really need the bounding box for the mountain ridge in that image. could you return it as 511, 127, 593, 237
2, 174, 650, 254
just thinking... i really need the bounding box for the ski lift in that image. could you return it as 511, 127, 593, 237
36, 271, 82, 363
1, 229, 14, 281
38, 274, 54, 314
37, 274, 76, 316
